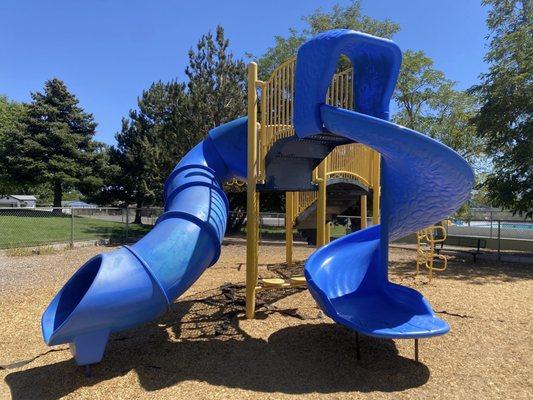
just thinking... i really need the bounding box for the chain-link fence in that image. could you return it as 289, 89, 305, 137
450, 208, 533, 240
2, 206, 531, 252
0, 207, 163, 249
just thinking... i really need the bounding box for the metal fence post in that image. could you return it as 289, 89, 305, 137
490, 211, 493, 238
498, 219, 502, 261
70, 207, 74, 248
125, 208, 129, 243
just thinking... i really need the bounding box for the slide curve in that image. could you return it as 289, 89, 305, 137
41, 117, 248, 365
296, 30, 474, 338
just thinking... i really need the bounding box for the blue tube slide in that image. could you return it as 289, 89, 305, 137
295, 30, 474, 338
41, 117, 247, 365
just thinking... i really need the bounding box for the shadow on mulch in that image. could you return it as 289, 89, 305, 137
4, 283, 429, 399
390, 253, 533, 284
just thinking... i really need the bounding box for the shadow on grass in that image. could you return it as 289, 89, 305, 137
5, 284, 429, 399
390, 253, 533, 284
73, 222, 152, 244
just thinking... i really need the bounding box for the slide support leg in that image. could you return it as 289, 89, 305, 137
414, 339, 419, 362
355, 332, 361, 360
316, 161, 327, 247
285, 192, 294, 266
372, 152, 380, 225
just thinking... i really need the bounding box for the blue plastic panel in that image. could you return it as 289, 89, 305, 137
294, 29, 402, 137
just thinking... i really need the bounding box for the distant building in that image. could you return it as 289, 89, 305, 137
0, 195, 37, 208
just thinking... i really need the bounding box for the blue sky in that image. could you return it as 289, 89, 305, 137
1, 0, 489, 145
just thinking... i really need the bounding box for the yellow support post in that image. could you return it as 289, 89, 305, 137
360, 195, 368, 229
372, 152, 381, 225
246, 62, 260, 319
325, 221, 331, 244
285, 192, 294, 266
316, 161, 327, 247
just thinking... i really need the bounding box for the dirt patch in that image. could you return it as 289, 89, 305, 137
0, 242, 531, 399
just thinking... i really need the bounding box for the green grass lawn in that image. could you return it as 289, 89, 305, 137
331, 224, 348, 238
0, 215, 152, 249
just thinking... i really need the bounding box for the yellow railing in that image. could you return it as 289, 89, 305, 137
325, 143, 374, 187
326, 67, 353, 109
296, 191, 317, 215
259, 58, 295, 180
293, 143, 376, 215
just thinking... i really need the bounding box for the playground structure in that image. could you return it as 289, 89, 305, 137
245, 58, 381, 309
416, 224, 448, 282
40, 29, 473, 370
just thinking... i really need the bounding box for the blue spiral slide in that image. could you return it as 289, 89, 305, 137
41, 30, 473, 366
296, 30, 474, 339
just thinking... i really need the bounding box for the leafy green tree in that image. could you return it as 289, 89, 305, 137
0, 95, 26, 135
471, 0, 532, 217
394, 50, 484, 166
0, 96, 28, 194
2, 79, 107, 207
251, 0, 400, 79
394, 50, 452, 130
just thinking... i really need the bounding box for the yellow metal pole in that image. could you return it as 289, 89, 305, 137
246, 62, 259, 319
360, 195, 368, 229
325, 221, 331, 244
372, 152, 381, 225
316, 161, 327, 247
285, 192, 294, 266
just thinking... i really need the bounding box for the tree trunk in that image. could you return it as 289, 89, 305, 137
134, 207, 143, 224
53, 181, 63, 207
52, 182, 63, 215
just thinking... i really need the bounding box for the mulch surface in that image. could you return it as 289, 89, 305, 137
1, 240, 531, 399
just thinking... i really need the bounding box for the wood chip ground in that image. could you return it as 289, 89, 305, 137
0, 240, 531, 399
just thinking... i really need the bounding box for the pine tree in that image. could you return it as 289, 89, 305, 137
185, 25, 247, 135
108, 26, 246, 223
3, 79, 106, 207
109, 81, 189, 222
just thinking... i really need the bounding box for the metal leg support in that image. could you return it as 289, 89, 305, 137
414, 339, 419, 362
355, 332, 361, 360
